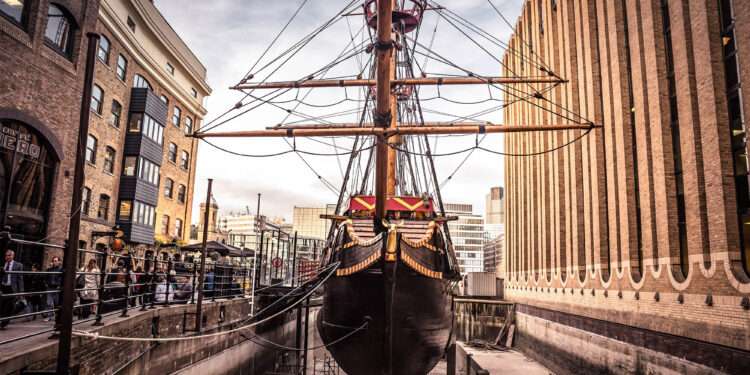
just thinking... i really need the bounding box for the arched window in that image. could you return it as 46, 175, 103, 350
180, 150, 189, 170
133, 74, 152, 90
0, 0, 26, 25
85, 134, 97, 164
44, 4, 76, 57
110, 100, 122, 128
164, 177, 174, 198
97, 35, 110, 64
0, 118, 59, 238
168, 143, 177, 163
160, 95, 169, 105
172, 106, 181, 128
91, 84, 103, 114
184, 117, 193, 134
116, 55, 127, 81
177, 184, 186, 204
103, 146, 115, 174
175, 218, 183, 238
98, 194, 110, 220
161, 215, 170, 235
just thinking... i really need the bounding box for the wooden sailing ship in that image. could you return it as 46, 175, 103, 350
195, 0, 594, 373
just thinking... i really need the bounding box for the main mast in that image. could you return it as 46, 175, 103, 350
374, 0, 397, 225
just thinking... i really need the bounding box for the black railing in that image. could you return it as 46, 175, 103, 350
0, 237, 253, 347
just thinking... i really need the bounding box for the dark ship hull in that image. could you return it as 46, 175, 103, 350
317, 196, 460, 375
319, 261, 452, 374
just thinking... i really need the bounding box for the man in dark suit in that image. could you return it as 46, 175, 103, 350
1, 249, 24, 328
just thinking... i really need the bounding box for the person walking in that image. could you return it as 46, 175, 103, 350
44, 256, 62, 321
1, 250, 24, 329
26, 263, 47, 320
77, 259, 99, 319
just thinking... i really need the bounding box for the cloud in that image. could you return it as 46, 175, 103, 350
154, 0, 522, 222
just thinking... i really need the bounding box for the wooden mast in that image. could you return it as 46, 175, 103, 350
374, 0, 395, 223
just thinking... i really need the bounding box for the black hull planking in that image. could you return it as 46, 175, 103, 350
318, 262, 453, 375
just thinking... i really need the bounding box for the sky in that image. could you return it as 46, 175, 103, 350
154, 0, 525, 223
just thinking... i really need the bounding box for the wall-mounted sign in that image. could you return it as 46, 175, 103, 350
0, 126, 41, 160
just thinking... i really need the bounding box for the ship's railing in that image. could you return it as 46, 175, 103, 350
0, 236, 252, 347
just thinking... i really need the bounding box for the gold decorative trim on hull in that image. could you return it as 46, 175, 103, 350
336, 251, 381, 276
401, 251, 442, 279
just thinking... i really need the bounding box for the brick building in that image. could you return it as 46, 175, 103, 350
79, 0, 210, 260
503, 0, 750, 373
0, 0, 100, 266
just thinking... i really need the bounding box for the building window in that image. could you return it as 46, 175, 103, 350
127, 16, 135, 32
118, 200, 132, 221
103, 146, 115, 174
166, 62, 174, 75
168, 143, 177, 163
133, 201, 156, 227
133, 74, 152, 90
161, 215, 170, 235
180, 150, 189, 170
172, 106, 181, 128
97, 35, 110, 64
184, 117, 193, 135
177, 184, 186, 204
164, 177, 174, 198
191, 88, 198, 98
45, 4, 75, 57
123, 156, 136, 176
175, 218, 183, 238
160, 95, 169, 105
128, 113, 164, 144
98, 194, 110, 220
116, 54, 127, 81
0, 0, 26, 25
110, 100, 122, 128
85, 134, 97, 164
82, 187, 91, 216
91, 84, 104, 114
136, 157, 160, 185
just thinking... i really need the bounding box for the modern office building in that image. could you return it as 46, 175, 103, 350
503, 1, 750, 373
444, 203, 485, 274
0, 0, 101, 266
484, 187, 505, 277
291, 204, 336, 240
79, 0, 210, 259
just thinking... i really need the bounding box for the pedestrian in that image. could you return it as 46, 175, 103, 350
26, 263, 47, 320
154, 275, 173, 303
1, 250, 24, 329
45, 256, 62, 321
77, 258, 99, 319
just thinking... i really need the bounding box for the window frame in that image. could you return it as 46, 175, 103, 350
164, 177, 174, 198
110, 100, 122, 128
180, 150, 189, 170
184, 117, 193, 135
172, 106, 181, 128
166, 62, 175, 75
85, 134, 97, 164
91, 84, 104, 115
174, 218, 183, 238
97, 35, 110, 64
161, 215, 170, 235
116, 54, 128, 81
0, 0, 28, 28
44, 3, 76, 58
177, 184, 186, 204
103, 146, 116, 174
98, 194, 110, 221
82, 187, 92, 216
168, 143, 177, 163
